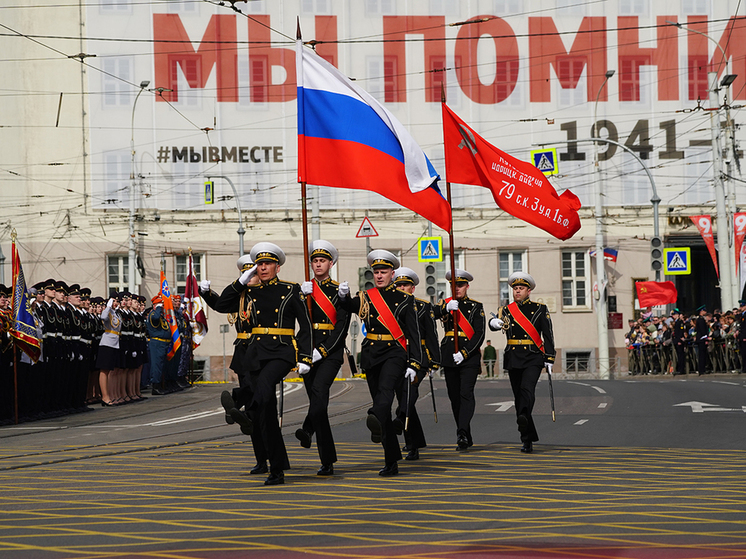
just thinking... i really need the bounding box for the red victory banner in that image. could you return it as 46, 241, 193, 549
636, 281, 678, 307
442, 103, 581, 241
691, 215, 718, 278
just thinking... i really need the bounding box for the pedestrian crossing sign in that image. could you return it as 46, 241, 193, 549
530, 148, 559, 176
664, 247, 691, 275
418, 236, 443, 262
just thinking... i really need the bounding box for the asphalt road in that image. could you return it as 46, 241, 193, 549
1, 374, 745, 558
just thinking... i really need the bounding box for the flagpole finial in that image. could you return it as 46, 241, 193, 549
11, 228, 17, 241
441, 83, 446, 104
297, 17, 302, 40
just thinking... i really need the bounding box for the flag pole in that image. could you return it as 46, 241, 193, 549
11, 232, 19, 424
297, 19, 313, 317
441, 86, 459, 353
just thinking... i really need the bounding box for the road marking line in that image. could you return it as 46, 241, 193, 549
574, 419, 588, 425
598, 403, 607, 408
567, 381, 606, 394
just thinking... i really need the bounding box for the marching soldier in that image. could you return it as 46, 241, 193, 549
433, 269, 485, 451
213, 242, 313, 485
392, 267, 441, 461
489, 272, 555, 453
339, 250, 422, 476
200, 254, 269, 475
296, 240, 350, 476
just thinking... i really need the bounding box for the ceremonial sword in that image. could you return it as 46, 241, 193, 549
279, 377, 285, 427
546, 363, 556, 422
429, 370, 438, 423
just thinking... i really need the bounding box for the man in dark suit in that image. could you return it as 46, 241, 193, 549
695, 305, 709, 375
433, 269, 485, 451
392, 266, 441, 461
200, 254, 268, 476
296, 240, 350, 476
339, 250, 422, 477
212, 242, 313, 486
671, 309, 687, 375
489, 272, 555, 453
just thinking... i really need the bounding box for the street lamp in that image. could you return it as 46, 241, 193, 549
207, 175, 245, 256
593, 69, 614, 379
129, 79, 150, 294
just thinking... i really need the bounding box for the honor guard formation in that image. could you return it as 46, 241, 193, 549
196, 241, 556, 486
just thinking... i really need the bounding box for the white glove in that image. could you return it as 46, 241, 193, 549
107, 298, 114, 308
338, 281, 350, 299
78, 354, 84, 361
405, 368, 417, 382
312, 348, 323, 363
132, 351, 137, 358
446, 300, 459, 312
69, 353, 75, 361
489, 317, 504, 330
301, 281, 313, 295
297, 363, 311, 376
545, 363, 553, 375
453, 352, 464, 365
199, 279, 211, 292
239, 266, 256, 285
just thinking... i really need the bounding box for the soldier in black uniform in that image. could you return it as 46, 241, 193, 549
738, 301, 746, 375
201, 254, 269, 475
296, 240, 350, 476
489, 272, 555, 453
433, 269, 485, 451
392, 267, 440, 461
694, 305, 709, 375
339, 250, 422, 477
216, 242, 313, 485
671, 309, 687, 375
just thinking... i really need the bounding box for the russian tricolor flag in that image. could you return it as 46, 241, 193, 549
296, 39, 452, 231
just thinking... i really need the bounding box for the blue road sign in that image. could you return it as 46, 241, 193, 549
418, 237, 443, 262
664, 247, 690, 275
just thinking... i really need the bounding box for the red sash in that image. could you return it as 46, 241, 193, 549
311, 280, 337, 325
446, 297, 475, 340
507, 302, 544, 353
367, 288, 407, 350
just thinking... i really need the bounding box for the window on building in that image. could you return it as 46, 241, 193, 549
556, 57, 586, 107
565, 350, 592, 373
562, 250, 590, 309
365, 0, 395, 15
682, 0, 710, 15
175, 254, 204, 295
107, 255, 129, 296
100, 0, 131, 13
494, 0, 523, 14
499, 251, 526, 306
169, 55, 201, 108
168, 0, 197, 13
619, 0, 647, 14
102, 57, 133, 107
301, 0, 330, 13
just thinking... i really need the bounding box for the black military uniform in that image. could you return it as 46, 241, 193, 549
695, 307, 709, 375
490, 272, 555, 453
671, 310, 687, 375
433, 269, 485, 451
392, 267, 441, 461
342, 250, 422, 476
295, 240, 350, 476
201, 255, 269, 475
738, 302, 746, 375
217, 242, 312, 485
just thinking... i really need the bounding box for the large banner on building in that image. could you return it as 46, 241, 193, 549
86, 1, 746, 227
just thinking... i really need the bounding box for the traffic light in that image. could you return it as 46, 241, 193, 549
358, 266, 374, 291
650, 236, 663, 272
425, 263, 437, 301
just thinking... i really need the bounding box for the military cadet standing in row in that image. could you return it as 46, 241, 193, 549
296, 241, 350, 476
671, 309, 687, 375
201, 255, 269, 475
340, 250, 422, 477
218, 242, 313, 485
738, 301, 746, 375
489, 272, 555, 453
434, 269, 485, 451
391, 267, 440, 461
147, 294, 171, 395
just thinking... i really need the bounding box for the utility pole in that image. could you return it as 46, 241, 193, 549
710, 71, 735, 311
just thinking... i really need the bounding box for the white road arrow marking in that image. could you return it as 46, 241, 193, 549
487, 401, 514, 412
674, 401, 746, 413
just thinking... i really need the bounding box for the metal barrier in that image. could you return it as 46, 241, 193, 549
627, 337, 742, 375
